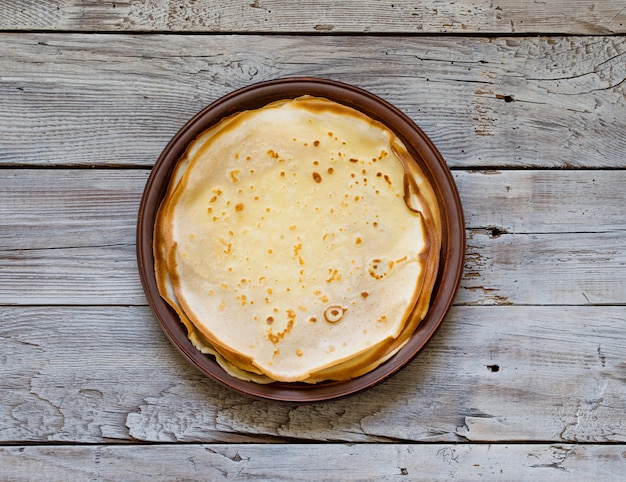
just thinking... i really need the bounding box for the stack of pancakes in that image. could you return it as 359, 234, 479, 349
154, 96, 441, 384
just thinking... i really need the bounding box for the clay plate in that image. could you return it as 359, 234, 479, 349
136, 77, 465, 402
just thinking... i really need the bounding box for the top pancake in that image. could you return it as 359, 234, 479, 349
155, 96, 440, 383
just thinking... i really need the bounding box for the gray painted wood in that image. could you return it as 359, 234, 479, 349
1, 305, 625, 444
2, 4, 625, 477
2, 443, 625, 481
1, 34, 624, 168
1, 169, 626, 306
4, 230, 625, 306
1, 0, 624, 34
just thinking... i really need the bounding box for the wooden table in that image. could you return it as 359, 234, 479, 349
2, 2, 625, 479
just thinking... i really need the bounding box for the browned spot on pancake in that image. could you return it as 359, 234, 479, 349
368, 258, 385, 279
219, 238, 232, 254
237, 294, 248, 306
293, 243, 305, 265
235, 202, 244, 212
360, 291, 369, 298
209, 188, 222, 203
312, 172, 322, 183
267, 309, 296, 345
324, 305, 346, 323
326, 268, 342, 283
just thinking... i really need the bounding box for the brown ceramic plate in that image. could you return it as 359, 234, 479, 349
137, 78, 464, 402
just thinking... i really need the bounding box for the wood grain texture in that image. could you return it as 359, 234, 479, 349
455, 170, 626, 234
1, 34, 625, 168
4, 230, 624, 306
1, 305, 625, 443
2, 169, 625, 306
2, 443, 625, 481
0, 0, 624, 34
3, 169, 624, 251
2, 1, 625, 476
459, 230, 626, 306
0, 169, 148, 250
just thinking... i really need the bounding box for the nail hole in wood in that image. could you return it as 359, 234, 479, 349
489, 227, 505, 238
496, 94, 515, 103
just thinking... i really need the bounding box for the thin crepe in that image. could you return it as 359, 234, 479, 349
154, 96, 441, 383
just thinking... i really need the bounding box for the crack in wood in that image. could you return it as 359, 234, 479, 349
92, 445, 101, 482
597, 345, 607, 367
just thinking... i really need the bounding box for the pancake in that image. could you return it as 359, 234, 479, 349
154, 96, 441, 383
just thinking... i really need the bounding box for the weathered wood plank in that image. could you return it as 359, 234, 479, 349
1, 0, 624, 34
454, 170, 626, 234
1, 305, 625, 443
2, 169, 626, 306
0, 305, 276, 443
2, 170, 624, 251
0, 170, 148, 250
459, 230, 626, 306
3, 169, 625, 252
1, 34, 624, 168
2, 1, 624, 475
0, 244, 145, 305
4, 229, 623, 306
2, 443, 625, 481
